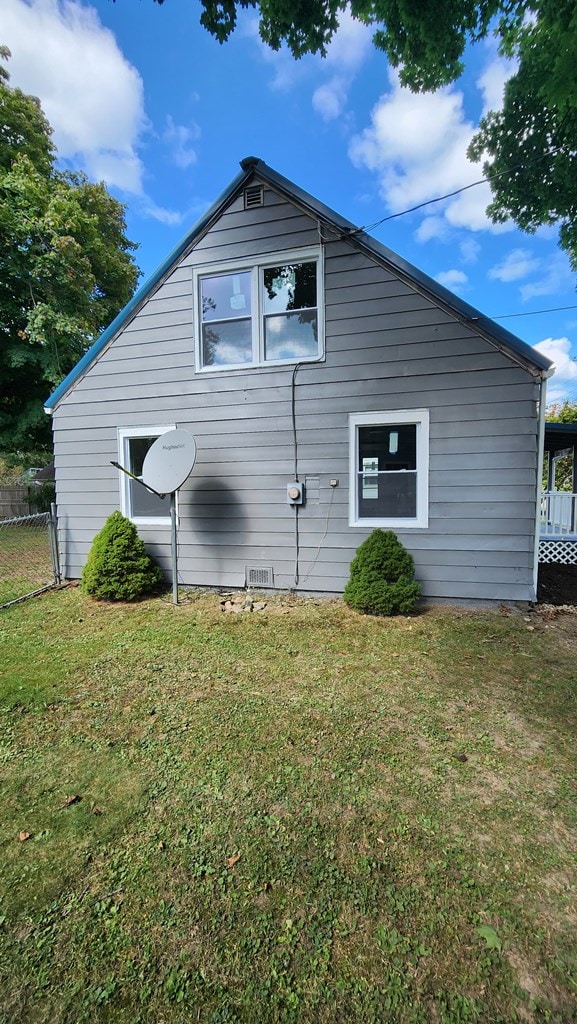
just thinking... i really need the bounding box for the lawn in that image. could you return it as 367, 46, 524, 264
0, 518, 55, 606
1, 587, 576, 1023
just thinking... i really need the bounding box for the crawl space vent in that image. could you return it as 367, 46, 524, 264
244, 185, 264, 210
246, 565, 274, 588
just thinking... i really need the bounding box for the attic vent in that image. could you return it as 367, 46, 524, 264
244, 185, 264, 210
246, 565, 274, 588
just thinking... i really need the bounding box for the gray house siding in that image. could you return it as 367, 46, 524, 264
50, 178, 543, 603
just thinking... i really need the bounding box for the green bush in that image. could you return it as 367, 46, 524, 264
343, 529, 421, 616
29, 482, 55, 513
81, 511, 164, 601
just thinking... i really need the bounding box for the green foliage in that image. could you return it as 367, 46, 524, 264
343, 529, 421, 616
162, 1, 577, 273
81, 511, 164, 602
544, 401, 577, 492
548, 400, 577, 425
0, 49, 140, 462
28, 481, 56, 513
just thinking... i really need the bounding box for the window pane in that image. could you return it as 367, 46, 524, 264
127, 436, 168, 518
358, 424, 416, 470
357, 472, 417, 519
357, 423, 418, 519
263, 262, 316, 314
201, 272, 252, 321
264, 310, 318, 361
130, 479, 169, 517
202, 319, 252, 366
128, 436, 157, 477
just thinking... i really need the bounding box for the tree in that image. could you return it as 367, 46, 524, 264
160, 1, 577, 273
0, 48, 140, 462
545, 400, 577, 491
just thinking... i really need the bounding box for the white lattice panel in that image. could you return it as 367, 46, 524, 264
539, 540, 577, 564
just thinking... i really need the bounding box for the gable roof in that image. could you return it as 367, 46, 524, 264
45, 156, 553, 412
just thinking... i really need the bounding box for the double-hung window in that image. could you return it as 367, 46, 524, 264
193, 247, 323, 370
118, 425, 174, 525
349, 410, 429, 528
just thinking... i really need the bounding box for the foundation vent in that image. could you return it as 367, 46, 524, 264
244, 185, 264, 209
246, 565, 274, 588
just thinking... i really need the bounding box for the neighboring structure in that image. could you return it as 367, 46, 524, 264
540, 423, 577, 565
45, 158, 553, 604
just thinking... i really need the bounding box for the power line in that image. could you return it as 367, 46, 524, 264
349, 149, 561, 237
472, 303, 577, 322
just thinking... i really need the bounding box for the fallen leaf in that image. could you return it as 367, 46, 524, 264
63, 795, 82, 808
18, 832, 31, 842
227, 853, 241, 868
476, 924, 502, 951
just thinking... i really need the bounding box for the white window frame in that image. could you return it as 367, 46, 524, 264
349, 410, 429, 529
118, 425, 176, 526
192, 246, 324, 372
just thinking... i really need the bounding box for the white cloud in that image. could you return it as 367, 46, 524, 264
520, 255, 575, 301
163, 115, 200, 170
244, 8, 372, 119
241, 14, 304, 91
348, 69, 509, 234
460, 238, 481, 263
323, 10, 372, 72
534, 337, 577, 404
477, 54, 516, 115
348, 51, 523, 241
3, 0, 147, 193
415, 216, 449, 243
313, 76, 348, 120
435, 269, 468, 294
489, 248, 541, 283
142, 201, 186, 227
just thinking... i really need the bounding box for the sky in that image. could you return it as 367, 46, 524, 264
3, 0, 577, 406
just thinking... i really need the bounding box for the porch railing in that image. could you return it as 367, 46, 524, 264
540, 491, 577, 536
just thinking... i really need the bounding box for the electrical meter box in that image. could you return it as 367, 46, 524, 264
286, 481, 305, 505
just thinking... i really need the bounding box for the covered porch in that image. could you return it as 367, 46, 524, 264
539, 422, 577, 564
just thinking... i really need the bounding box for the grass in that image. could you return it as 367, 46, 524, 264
0, 520, 54, 606
1, 586, 576, 1023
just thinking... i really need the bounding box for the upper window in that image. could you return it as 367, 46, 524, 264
349, 410, 429, 529
194, 248, 323, 370
118, 426, 175, 525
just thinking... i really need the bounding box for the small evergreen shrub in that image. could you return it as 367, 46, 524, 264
343, 529, 421, 616
81, 510, 164, 601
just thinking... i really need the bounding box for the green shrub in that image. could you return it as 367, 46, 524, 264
29, 482, 55, 513
81, 511, 164, 601
343, 529, 421, 616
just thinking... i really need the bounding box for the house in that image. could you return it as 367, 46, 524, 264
45, 157, 553, 604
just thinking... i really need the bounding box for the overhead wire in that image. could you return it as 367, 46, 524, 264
347, 144, 565, 238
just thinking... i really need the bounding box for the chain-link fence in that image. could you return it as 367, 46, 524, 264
0, 505, 61, 608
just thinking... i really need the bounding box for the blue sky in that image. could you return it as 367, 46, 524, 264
4, 0, 577, 404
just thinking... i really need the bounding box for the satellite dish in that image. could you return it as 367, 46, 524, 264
142, 429, 197, 494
